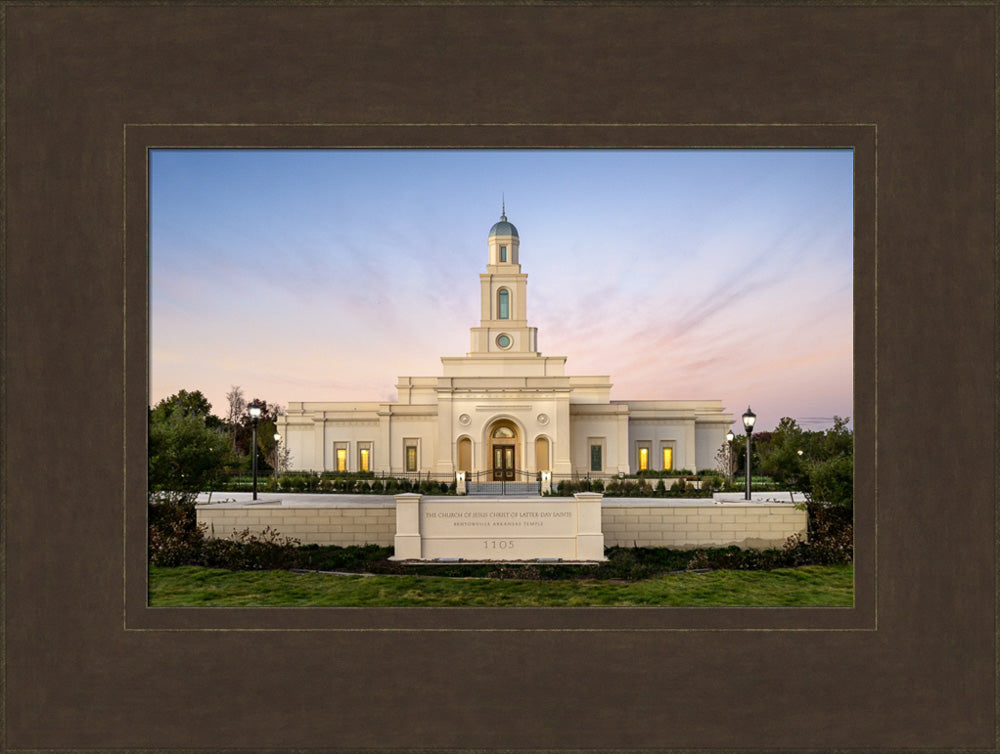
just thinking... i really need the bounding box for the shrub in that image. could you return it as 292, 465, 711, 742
808, 456, 854, 508
199, 526, 301, 570
369, 479, 384, 494
591, 478, 605, 493
700, 473, 723, 491
782, 503, 853, 565
148, 499, 205, 567
294, 543, 393, 571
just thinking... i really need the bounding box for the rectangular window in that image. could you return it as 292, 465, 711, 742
406, 445, 418, 472
639, 447, 649, 471
662, 447, 673, 471
336, 448, 347, 472
499, 245, 507, 262
359, 447, 370, 472
590, 444, 602, 472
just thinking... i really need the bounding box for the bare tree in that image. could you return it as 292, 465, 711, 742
272, 441, 292, 477
225, 385, 246, 450
715, 440, 733, 486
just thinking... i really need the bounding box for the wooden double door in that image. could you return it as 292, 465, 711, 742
492, 445, 515, 481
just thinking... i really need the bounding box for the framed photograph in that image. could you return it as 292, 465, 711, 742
4, 3, 995, 751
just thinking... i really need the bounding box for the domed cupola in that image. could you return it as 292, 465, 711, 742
487, 200, 520, 266
489, 212, 519, 239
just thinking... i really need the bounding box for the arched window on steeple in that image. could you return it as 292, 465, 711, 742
497, 288, 509, 319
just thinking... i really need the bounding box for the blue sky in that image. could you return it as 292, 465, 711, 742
149, 148, 853, 432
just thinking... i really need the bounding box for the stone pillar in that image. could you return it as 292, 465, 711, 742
390, 493, 423, 560
312, 417, 326, 471
377, 407, 392, 474
573, 491, 606, 561
435, 386, 456, 479
552, 396, 573, 475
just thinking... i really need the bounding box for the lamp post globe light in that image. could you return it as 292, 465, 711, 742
249, 400, 263, 501
742, 406, 756, 501
725, 429, 735, 486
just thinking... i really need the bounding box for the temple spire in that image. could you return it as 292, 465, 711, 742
501, 195, 506, 221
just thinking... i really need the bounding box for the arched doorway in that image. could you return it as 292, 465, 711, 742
488, 419, 519, 481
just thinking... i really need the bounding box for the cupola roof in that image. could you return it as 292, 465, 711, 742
488, 202, 518, 238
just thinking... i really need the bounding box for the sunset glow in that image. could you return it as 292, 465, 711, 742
149, 149, 853, 431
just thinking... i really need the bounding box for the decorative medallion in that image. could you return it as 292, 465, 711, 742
537, 413, 549, 425
496, 333, 512, 349
458, 413, 471, 426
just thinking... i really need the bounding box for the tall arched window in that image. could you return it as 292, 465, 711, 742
497, 288, 509, 319
458, 437, 472, 473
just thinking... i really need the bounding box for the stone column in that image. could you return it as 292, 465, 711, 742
573, 491, 606, 561
389, 493, 423, 560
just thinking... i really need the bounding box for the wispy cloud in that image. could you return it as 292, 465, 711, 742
149, 149, 853, 430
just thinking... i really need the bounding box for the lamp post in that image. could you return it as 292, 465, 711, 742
273, 433, 282, 481
742, 406, 756, 500
725, 429, 735, 486
249, 400, 262, 500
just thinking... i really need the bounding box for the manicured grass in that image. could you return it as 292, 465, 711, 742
149, 563, 853, 607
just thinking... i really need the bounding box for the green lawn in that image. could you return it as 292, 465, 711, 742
149, 563, 853, 607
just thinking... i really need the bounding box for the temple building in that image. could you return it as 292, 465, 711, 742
278, 210, 733, 480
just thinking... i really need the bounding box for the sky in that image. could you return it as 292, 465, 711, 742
149, 148, 853, 432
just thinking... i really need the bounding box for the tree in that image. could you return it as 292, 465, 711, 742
149, 391, 232, 503
225, 385, 247, 450
154, 389, 212, 420
229, 398, 285, 472
271, 440, 292, 478
806, 454, 854, 508
757, 417, 806, 486
801, 416, 853, 508
714, 439, 735, 486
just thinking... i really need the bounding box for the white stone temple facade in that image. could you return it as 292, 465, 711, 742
278, 210, 733, 480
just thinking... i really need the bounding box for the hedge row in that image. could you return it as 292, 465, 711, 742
216, 473, 454, 495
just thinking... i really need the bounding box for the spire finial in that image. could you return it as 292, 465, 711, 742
501, 194, 506, 221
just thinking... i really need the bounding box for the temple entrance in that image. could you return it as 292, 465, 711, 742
465, 419, 538, 495
489, 421, 518, 481
492, 446, 515, 481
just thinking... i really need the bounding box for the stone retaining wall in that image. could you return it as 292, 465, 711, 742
196, 498, 806, 551
601, 502, 805, 549
198, 504, 396, 547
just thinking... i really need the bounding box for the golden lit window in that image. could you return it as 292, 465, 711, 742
360, 448, 370, 472
336, 448, 347, 472
662, 447, 673, 470
406, 445, 417, 472
639, 447, 649, 471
